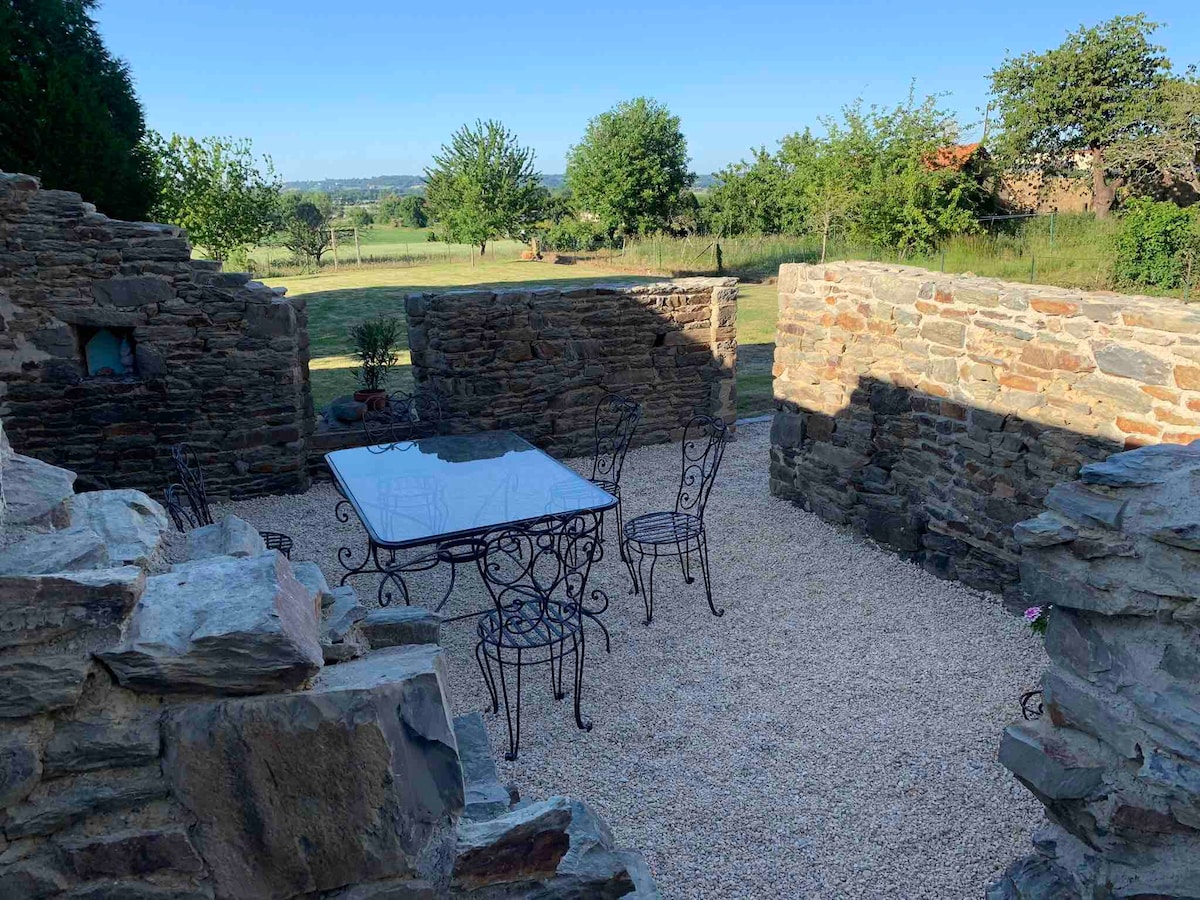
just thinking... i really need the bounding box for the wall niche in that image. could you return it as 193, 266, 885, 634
77, 325, 138, 378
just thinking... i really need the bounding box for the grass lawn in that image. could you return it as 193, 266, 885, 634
246, 225, 526, 269
267, 259, 779, 418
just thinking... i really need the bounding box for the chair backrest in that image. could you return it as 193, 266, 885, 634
674, 415, 729, 520
589, 393, 642, 485
363, 390, 444, 449
163, 483, 199, 532
475, 513, 604, 634
169, 443, 214, 527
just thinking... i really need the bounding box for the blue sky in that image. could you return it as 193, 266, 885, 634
95, 1, 1200, 182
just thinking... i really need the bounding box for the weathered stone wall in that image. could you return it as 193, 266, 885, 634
0, 172, 314, 498
406, 278, 738, 455
769, 262, 1200, 595
0, 443, 657, 898
989, 441, 1200, 899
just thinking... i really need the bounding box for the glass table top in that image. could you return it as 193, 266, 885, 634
325, 431, 617, 548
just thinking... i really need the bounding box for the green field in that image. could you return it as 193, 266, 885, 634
266, 258, 779, 418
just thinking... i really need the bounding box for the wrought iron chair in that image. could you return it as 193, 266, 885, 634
587, 393, 642, 564
474, 512, 606, 760
622, 414, 729, 625
164, 443, 294, 558
362, 389, 443, 450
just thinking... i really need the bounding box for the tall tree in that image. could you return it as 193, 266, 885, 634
151, 134, 281, 263
280, 192, 333, 266
1107, 74, 1200, 200
399, 194, 428, 228
0, 0, 158, 220
423, 120, 543, 254
989, 15, 1172, 216
566, 98, 693, 237
708, 149, 785, 237
777, 131, 856, 262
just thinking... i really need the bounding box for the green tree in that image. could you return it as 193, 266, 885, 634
777, 130, 856, 261
1107, 74, 1200, 199
566, 97, 693, 237
0, 0, 158, 220
151, 134, 281, 263
280, 191, 333, 266
423, 120, 544, 254
376, 193, 404, 225
989, 14, 1172, 216
708, 149, 785, 236
345, 206, 374, 228
399, 195, 428, 228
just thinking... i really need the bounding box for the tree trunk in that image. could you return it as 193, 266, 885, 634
820, 221, 829, 264
1091, 146, 1116, 217
479, 241, 486, 256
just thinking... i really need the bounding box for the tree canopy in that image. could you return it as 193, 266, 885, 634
151, 134, 281, 262
280, 192, 333, 265
423, 120, 544, 253
566, 98, 693, 237
0, 0, 158, 220
989, 14, 1172, 215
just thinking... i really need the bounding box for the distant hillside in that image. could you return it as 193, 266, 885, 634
284, 173, 717, 201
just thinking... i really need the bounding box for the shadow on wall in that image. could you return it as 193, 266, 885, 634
769, 375, 1126, 604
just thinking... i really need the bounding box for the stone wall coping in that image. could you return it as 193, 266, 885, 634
406, 276, 738, 300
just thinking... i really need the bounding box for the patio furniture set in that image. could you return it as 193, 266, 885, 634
163, 391, 730, 759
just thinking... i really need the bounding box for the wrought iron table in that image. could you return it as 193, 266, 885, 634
327, 431, 617, 619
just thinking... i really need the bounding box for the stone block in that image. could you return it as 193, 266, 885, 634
69, 489, 169, 567
0, 565, 144, 651
0, 655, 92, 719
453, 713, 511, 823
43, 716, 161, 776
360, 606, 442, 649
91, 275, 174, 307
998, 722, 1105, 800
184, 514, 267, 560
1, 769, 168, 839
0, 730, 42, 808
163, 645, 464, 899
60, 826, 204, 879
1043, 483, 1126, 529
0, 525, 109, 576
100, 551, 322, 695
294, 560, 337, 609
1092, 342, 1172, 384
2, 452, 76, 528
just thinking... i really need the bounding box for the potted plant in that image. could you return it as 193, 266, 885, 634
350, 316, 401, 410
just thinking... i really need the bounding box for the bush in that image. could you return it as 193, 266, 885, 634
541, 217, 606, 252
1113, 199, 1200, 290
349, 316, 401, 393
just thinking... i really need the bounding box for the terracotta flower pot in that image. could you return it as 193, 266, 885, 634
353, 389, 387, 411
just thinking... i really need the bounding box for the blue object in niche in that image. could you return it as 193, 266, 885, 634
85, 328, 127, 376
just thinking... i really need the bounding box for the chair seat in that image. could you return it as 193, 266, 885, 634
624, 511, 703, 545
477, 600, 584, 650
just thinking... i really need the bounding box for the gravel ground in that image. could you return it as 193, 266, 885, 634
220, 421, 1046, 899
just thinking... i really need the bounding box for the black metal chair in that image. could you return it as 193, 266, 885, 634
587, 393, 642, 563
164, 443, 294, 558
362, 389, 443, 450
622, 414, 729, 625
474, 512, 606, 760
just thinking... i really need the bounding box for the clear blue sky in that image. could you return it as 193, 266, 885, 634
95, 1, 1199, 182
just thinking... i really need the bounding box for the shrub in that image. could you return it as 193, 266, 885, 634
349, 316, 401, 393
1113, 199, 1200, 290
541, 217, 605, 252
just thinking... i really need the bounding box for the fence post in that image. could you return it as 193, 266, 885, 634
1049, 212, 1057, 249
331, 228, 338, 269
940, 250, 946, 273
1030, 254, 1037, 284
354, 228, 361, 266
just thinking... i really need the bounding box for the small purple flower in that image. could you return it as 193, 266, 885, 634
1024, 606, 1043, 623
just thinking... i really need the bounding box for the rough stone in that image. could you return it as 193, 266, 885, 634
60, 827, 204, 879
360, 606, 442, 649
453, 713, 511, 823
2, 452, 75, 528
1092, 342, 1172, 384
162, 645, 464, 899
0, 655, 91, 718
43, 716, 161, 776
294, 559, 336, 609
0, 526, 108, 576
1, 769, 168, 839
100, 551, 322, 694
0, 565, 144, 650
184, 514, 267, 561
0, 731, 42, 807
69, 489, 169, 566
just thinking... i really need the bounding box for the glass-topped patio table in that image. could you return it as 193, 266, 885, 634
327, 430, 617, 618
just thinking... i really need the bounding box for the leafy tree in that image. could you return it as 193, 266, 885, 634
0, 0, 158, 220
566, 97, 694, 237
345, 206, 374, 228
776, 131, 856, 261
151, 134, 281, 263
280, 191, 333, 265
1107, 74, 1200, 199
424, 120, 544, 254
989, 15, 1172, 216
376, 193, 404, 225
399, 195, 428, 228
708, 150, 785, 236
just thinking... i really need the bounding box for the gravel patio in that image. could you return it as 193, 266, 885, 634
222, 419, 1046, 899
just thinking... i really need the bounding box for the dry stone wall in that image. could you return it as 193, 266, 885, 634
769, 262, 1200, 595
0, 172, 314, 498
989, 441, 1200, 899
405, 278, 738, 455
0, 432, 658, 899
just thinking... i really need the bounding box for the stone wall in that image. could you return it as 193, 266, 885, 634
405, 278, 738, 455
0, 439, 658, 898
989, 441, 1200, 898
0, 172, 314, 498
769, 262, 1200, 595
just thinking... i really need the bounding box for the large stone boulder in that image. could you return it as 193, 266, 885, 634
0, 566, 145, 651
1, 451, 75, 528
0, 525, 109, 576
99, 551, 322, 694
70, 489, 169, 567
360, 606, 442, 649
451, 796, 659, 897
185, 514, 267, 561
162, 644, 464, 899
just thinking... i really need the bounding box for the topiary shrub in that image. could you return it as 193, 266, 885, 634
1113, 199, 1200, 290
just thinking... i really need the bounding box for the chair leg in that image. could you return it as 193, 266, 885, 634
550, 640, 565, 701
639, 549, 658, 626
699, 531, 724, 618
678, 539, 694, 585
624, 537, 640, 595
615, 492, 628, 564
476, 641, 498, 714
497, 647, 522, 761
583, 608, 612, 654
573, 633, 592, 732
